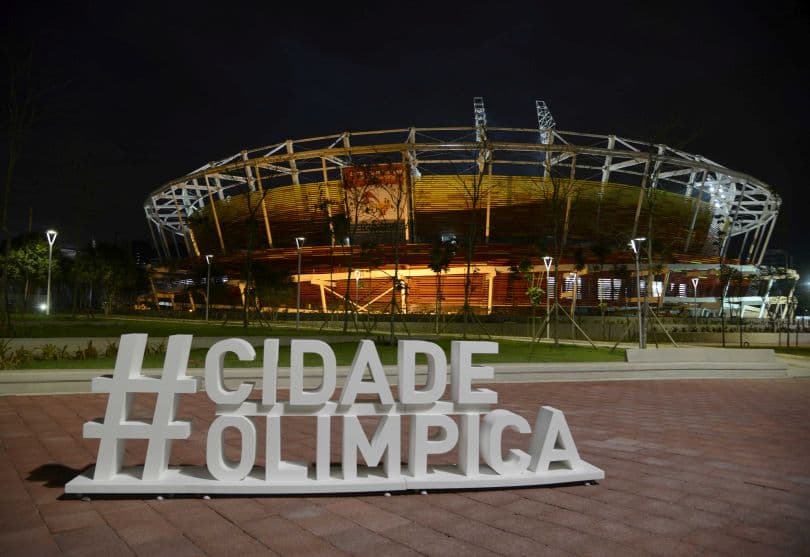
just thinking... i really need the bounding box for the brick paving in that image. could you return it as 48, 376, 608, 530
1, 378, 810, 556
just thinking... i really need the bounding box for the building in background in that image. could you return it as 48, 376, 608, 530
142, 99, 798, 321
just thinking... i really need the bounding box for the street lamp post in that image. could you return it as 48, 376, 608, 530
354, 268, 361, 304
569, 271, 579, 340
543, 256, 552, 340
691, 277, 699, 331
45, 230, 58, 316
205, 254, 213, 321
295, 237, 305, 328
629, 237, 646, 348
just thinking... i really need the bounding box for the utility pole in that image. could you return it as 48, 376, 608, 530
296, 236, 305, 328
205, 254, 213, 321
630, 237, 646, 348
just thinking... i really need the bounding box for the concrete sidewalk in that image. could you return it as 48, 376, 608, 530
1, 379, 809, 556
2, 352, 807, 396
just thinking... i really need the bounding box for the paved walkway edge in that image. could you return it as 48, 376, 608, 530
2, 358, 806, 395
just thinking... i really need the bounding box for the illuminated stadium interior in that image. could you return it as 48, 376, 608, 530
143, 99, 797, 321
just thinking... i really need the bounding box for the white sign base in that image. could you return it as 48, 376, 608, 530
66, 463, 604, 495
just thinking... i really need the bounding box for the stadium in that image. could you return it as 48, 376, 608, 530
143, 99, 796, 324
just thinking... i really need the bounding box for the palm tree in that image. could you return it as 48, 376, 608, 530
427, 238, 455, 334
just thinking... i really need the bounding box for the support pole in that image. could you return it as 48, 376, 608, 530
254, 165, 274, 248
204, 174, 226, 254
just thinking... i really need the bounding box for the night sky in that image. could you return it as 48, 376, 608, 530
3, 1, 809, 274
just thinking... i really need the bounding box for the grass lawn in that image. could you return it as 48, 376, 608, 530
4, 314, 350, 339
9, 338, 625, 370
773, 346, 810, 357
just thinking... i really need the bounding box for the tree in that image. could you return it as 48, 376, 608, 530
4, 235, 53, 281
591, 240, 613, 272
637, 127, 701, 335
340, 164, 390, 332
718, 261, 743, 347
252, 264, 293, 322
1, 233, 58, 310
238, 169, 276, 328
510, 257, 545, 334
453, 143, 494, 339
614, 264, 633, 335
570, 247, 586, 339
428, 238, 455, 334
68, 246, 99, 316
370, 162, 409, 344
530, 150, 581, 346
1, 44, 38, 331
102, 244, 142, 313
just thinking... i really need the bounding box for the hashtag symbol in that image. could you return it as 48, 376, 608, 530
84, 334, 198, 481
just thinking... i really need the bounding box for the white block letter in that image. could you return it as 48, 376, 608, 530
528, 406, 583, 472
205, 338, 255, 405
339, 340, 393, 405
290, 340, 336, 405
458, 412, 481, 477
316, 415, 331, 481
398, 340, 447, 404
342, 415, 401, 479
265, 415, 308, 480
408, 414, 459, 477
262, 339, 279, 405
451, 341, 498, 404
480, 409, 531, 475
206, 415, 256, 481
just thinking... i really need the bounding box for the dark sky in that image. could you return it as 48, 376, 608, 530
3, 1, 809, 272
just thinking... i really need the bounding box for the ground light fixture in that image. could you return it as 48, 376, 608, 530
691, 277, 700, 329
45, 229, 58, 315
295, 237, 306, 328
205, 254, 213, 322
628, 237, 646, 348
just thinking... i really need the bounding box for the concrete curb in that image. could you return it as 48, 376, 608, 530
1, 359, 800, 396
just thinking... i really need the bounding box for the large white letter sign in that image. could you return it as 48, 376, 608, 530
528, 406, 584, 473
339, 340, 394, 405
480, 410, 531, 475
342, 415, 400, 479
397, 340, 447, 404
66, 335, 604, 495
83, 334, 197, 482
408, 414, 459, 477
262, 339, 279, 405
451, 341, 498, 404
207, 415, 256, 481
290, 340, 336, 405
205, 338, 255, 405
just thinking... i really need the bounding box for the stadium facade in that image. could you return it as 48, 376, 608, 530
143, 99, 798, 321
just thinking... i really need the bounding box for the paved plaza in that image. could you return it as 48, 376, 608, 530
2, 378, 809, 556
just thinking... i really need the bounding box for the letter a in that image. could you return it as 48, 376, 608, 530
528, 406, 583, 473
339, 340, 394, 405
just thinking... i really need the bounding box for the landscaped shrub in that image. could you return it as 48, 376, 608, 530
38, 344, 70, 361
146, 340, 166, 357
74, 340, 98, 360
0, 340, 33, 369
103, 341, 118, 358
